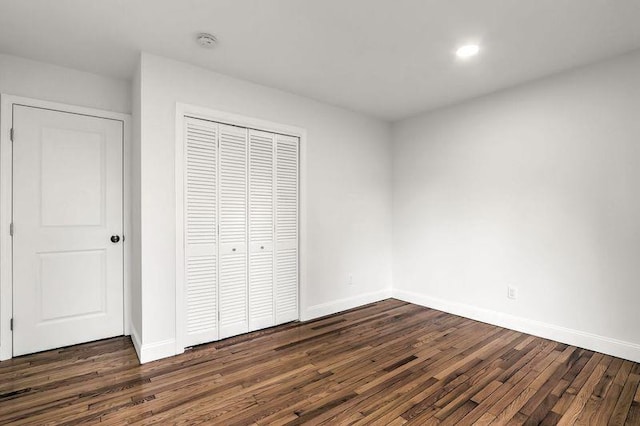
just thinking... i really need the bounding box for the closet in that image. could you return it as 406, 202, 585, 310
181, 116, 299, 348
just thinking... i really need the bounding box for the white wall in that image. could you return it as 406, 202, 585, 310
129, 58, 142, 353
0, 53, 130, 113
392, 50, 640, 362
138, 53, 392, 359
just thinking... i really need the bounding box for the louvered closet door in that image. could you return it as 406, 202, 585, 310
275, 134, 299, 324
183, 118, 219, 346
248, 130, 275, 331
218, 124, 249, 339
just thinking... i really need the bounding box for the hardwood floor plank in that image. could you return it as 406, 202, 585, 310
590, 359, 634, 424
0, 299, 637, 425
557, 355, 611, 425
624, 382, 640, 424
518, 346, 581, 422
610, 365, 640, 426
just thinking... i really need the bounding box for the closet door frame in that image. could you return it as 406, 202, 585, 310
175, 103, 306, 355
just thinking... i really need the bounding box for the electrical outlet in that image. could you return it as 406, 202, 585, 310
507, 286, 518, 300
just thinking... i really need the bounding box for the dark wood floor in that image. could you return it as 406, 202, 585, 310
1, 299, 639, 425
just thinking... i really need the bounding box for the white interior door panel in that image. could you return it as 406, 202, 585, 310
248, 129, 275, 331
12, 105, 124, 356
218, 124, 249, 339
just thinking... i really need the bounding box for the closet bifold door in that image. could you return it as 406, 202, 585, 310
248, 130, 276, 331
218, 124, 249, 339
275, 134, 299, 324
183, 118, 219, 347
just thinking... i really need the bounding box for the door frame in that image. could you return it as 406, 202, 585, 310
174, 102, 307, 355
0, 94, 132, 360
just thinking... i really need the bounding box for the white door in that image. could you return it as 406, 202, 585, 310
218, 124, 249, 339
275, 134, 299, 324
12, 105, 124, 356
183, 118, 219, 346
248, 129, 275, 331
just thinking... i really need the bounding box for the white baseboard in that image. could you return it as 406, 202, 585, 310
130, 324, 142, 362
301, 288, 392, 321
393, 288, 640, 364
130, 325, 176, 364
139, 338, 176, 364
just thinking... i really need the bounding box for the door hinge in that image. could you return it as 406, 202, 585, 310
9, 128, 14, 142
9, 222, 14, 237
10, 318, 13, 331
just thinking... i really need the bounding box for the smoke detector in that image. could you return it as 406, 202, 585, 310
196, 33, 217, 48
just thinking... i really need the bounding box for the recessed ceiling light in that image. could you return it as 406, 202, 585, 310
456, 44, 480, 58
196, 33, 217, 48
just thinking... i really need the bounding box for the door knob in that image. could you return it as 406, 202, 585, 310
110, 235, 121, 243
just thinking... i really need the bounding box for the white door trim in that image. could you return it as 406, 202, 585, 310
0, 94, 131, 361
175, 102, 307, 355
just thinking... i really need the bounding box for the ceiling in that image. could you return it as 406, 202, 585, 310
1, 0, 640, 120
